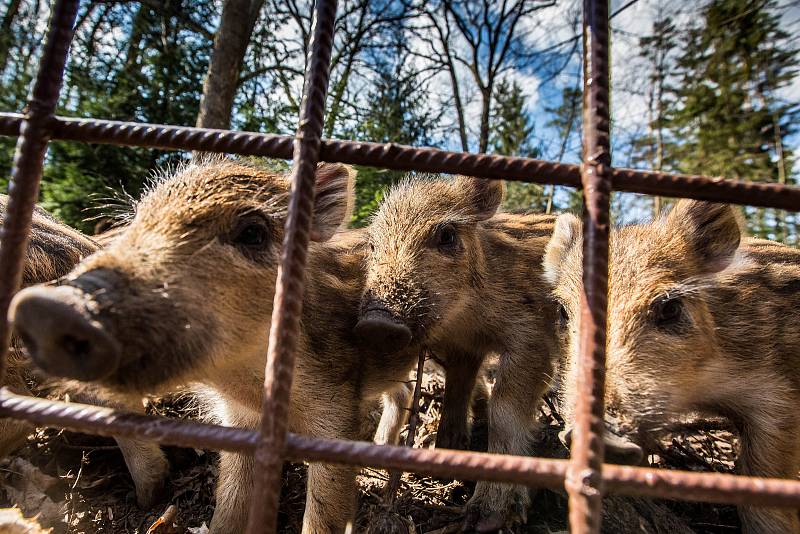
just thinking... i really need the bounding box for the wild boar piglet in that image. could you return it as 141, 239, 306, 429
356, 175, 559, 531
544, 199, 800, 533
10, 160, 419, 534
0, 196, 169, 508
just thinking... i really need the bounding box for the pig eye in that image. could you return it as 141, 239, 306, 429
557, 302, 569, 328
435, 224, 458, 251
230, 216, 270, 252
652, 296, 684, 328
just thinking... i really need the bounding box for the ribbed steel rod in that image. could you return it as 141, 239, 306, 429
0, 0, 78, 386
0, 388, 258, 451
2, 113, 799, 210
0, 0, 798, 528
568, 1, 612, 532
245, 1, 338, 532
3, 389, 800, 509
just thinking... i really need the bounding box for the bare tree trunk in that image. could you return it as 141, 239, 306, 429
195, 0, 264, 130
546, 85, 580, 214
444, 52, 469, 152
451, 89, 469, 151
429, 13, 468, 152
652, 53, 666, 217
652, 129, 664, 215
0, 0, 22, 76
324, 1, 369, 138
772, 113, 788, 242
324, 55, 355, 139
479, 86, 491, 153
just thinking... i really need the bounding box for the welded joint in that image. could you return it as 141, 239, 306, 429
566, 467, 603, 498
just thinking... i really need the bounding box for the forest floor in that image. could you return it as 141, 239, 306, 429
0, 366, 742, 534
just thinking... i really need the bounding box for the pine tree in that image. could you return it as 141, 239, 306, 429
666, 0, 798, 240
489, 79, 544, 212
630, 11, 678, 217
40, 2, 215, 231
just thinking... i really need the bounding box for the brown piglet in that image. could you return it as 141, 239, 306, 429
355, 176, 559, 531
0, 196, 169, 508
544, 199, 800, 533
10, 161, 418, 533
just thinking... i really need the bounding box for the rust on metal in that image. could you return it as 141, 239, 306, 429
0, 0, 78, 386
0, 0, 797, 527
4, 388, 800, 510
4, 113, 800, 210
567, 0, 612, 532
245, 1, 338, 532
0, 388, 258, 452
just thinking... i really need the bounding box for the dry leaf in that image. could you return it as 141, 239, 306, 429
0, 459, 66, 530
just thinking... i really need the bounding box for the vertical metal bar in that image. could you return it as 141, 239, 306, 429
0, 0, 79, 386
245, 1, 338, 532
567, 0, 612, 533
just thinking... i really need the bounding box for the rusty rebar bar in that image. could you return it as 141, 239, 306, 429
3, 389, 800, 510
0, 388, 257, 451
245, 1, 338, 532
0, 0, 796, 527
3, 113, 800, 210
0, 0, 78, 386
567, 1, 612, 532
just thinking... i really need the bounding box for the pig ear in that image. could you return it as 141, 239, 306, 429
311, 163, 356, 242
665, 199, 741, 271
543, 213, 583, 286
455, 176, 505, 220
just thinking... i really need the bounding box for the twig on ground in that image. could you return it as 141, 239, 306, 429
385, 351, 427, 505
145, 504, 178, 534
67, 452, 88, 529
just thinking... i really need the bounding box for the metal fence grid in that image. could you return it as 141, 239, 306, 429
1, 0, 799, 533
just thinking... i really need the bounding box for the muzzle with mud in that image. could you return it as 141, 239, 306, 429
354, 295, 413, 354
9, 270, 123, 382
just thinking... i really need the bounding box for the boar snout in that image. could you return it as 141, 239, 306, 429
560, 426, 644, 466
354, 298, 412, 354
10, 284, 121, 381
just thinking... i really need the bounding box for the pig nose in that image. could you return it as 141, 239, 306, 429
9, 286, 121, 381
560, 426, 644, 466
354, 301, 412, 354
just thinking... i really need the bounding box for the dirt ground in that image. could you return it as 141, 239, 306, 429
0, 366, 743, 534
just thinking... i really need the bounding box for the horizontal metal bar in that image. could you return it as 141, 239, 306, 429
0, 112, 294, 159
0, 387, 257, 452
0, 113, 578, 186
605, 464, 800, 509
3, 389, 800, 509
3, 113, 800, 211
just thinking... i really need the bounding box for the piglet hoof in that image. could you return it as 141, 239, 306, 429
463, 485, 528, 532
130, 453, 171, 509
135, 476, 168, 509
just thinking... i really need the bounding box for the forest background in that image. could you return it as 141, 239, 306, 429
1, 0, 798, 242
